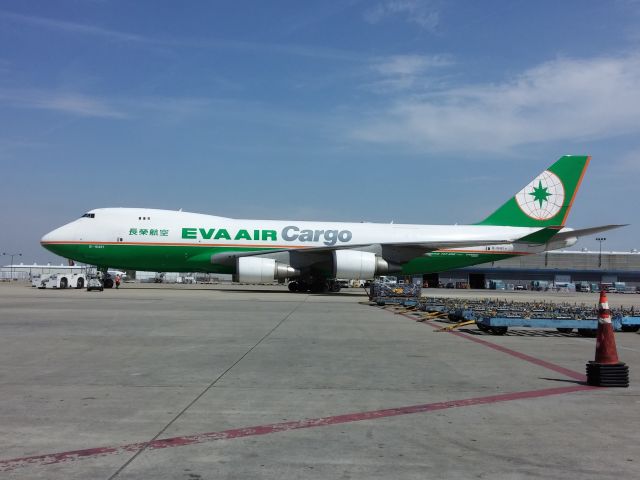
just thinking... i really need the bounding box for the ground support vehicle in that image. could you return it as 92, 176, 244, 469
86, 275, 104, 292
40, 273, 87, 289
475, 316, 640, 335
369, 281, 421, 306
414, 296, 640, 335
31, 274, 50, 287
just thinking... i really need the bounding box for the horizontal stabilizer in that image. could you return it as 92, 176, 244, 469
553, 224, 628, 241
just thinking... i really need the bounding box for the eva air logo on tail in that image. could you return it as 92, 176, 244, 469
515, 170, 565, 220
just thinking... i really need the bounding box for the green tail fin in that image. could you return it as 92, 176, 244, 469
476, 155, 590, 227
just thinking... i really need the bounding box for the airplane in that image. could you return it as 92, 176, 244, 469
40, 155, 624, 291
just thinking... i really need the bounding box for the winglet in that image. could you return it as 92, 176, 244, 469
477, 155, 590, 227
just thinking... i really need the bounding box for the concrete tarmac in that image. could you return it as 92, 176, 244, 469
0, 282, 638, 479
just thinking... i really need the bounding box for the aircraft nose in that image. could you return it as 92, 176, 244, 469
40, 225, 72, 256
40, 226, 63, 245
40, 231, 53, 244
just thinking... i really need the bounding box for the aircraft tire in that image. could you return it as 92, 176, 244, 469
556, 328, 573, 333
311, 281, 328, 293
489, 326, 508, 335
578, 328, 597, 337
288, 282, 298, 292
621, 325, 640, 332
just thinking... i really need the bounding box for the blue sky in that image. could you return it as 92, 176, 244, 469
1, 0, 639, 264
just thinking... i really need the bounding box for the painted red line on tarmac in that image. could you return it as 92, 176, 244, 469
400, 312, 586, 381
0, 385, 592, 472
449, 330, 587, 381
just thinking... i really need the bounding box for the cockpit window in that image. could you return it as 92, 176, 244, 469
81, 213, 95, 218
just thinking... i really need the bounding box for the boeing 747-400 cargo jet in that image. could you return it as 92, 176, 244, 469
41, 155, 624, 291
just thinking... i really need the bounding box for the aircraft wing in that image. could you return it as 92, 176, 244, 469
211, 224, 628, 267
211, 238, 518, 265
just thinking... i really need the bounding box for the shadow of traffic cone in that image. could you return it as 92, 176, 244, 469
586, 289, 629, 387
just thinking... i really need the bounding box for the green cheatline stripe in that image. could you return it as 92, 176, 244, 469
43, 242, 523, 276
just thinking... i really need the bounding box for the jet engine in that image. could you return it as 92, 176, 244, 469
332, 250, 400, 280
235, 257, 299, 283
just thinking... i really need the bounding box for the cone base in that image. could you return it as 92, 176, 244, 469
586, 361, 629, 387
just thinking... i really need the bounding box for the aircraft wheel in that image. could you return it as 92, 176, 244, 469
311, 281, 328, 293
578, 328, 598, 338
489, 326, 508, 335
578, 328, 597, 337
288, 282, 298, 292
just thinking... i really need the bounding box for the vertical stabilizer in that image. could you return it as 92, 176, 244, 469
476, 155, 590, 227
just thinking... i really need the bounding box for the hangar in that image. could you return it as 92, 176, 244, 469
0, 263, 88, 281
433, 250, 640, 289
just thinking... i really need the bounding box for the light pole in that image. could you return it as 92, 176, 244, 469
2, 252, 22, 281
595, 237, 606, 268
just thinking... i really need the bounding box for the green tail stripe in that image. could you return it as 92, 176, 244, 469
476, 155, 590, 227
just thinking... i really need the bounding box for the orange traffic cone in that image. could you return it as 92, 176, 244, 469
586, 289, 629, 387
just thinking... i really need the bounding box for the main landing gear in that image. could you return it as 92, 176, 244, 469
98, 267, 114, 288
288, 279, 341, 293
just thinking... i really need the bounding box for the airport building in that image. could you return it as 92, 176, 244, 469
4, 251, 640, 288
435, 250, 640, 289
0, 263, 89, 281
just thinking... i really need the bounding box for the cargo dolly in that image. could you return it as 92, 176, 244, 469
475, 316, 640, 335
410, 297, 640, 335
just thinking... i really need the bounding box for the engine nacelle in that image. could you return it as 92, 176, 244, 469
332, 250, 400, 280
235, 257, 299, 283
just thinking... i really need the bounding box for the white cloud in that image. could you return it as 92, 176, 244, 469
368, 54, 452, 91
0, 89, 126, 118
614, 149, 640, 173
352, 55, 640, 153
0, 88, 221, 120
0, 10, 365, 62
364, 0, 440, 31
0, 10, 146, 43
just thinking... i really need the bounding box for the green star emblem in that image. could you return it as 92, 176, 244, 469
529, 180, 551, 208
